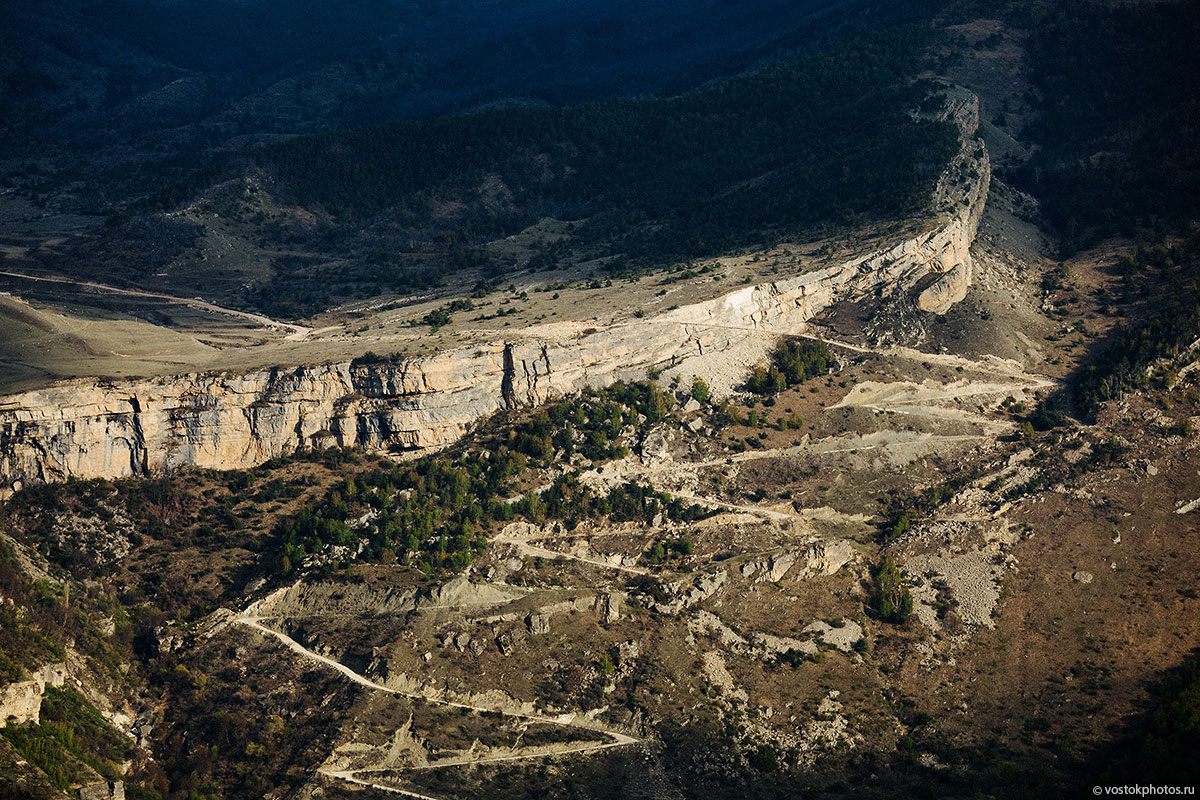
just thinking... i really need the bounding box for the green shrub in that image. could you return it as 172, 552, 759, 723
746, 339, 834, 395
748, 744, 779, 772
875, 555, 913, 623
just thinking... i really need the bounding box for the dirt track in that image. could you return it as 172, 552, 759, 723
236, 615, 639, 797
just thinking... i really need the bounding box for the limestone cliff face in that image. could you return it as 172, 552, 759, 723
917, 89, 989, 314
0, 662, 66, 724
0, 353, 512, 489
917, 260, 972, 314
0, 95, 988, 493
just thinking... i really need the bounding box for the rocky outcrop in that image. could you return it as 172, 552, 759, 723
0, 95, 988, 493
78, 781, 125, 800
917, 260, 972, 313
915, 92, 989, 314
0, 662, 67, 724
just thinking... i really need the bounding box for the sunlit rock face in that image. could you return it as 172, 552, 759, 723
0, 96, 987, 494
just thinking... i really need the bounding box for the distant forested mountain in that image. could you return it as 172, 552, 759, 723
130, 25, 957, 316
3, 0, 958, 317
1, 0, 944, 161
245, 27, 955, 261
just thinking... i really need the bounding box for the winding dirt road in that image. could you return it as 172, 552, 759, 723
235, 615, 639, 797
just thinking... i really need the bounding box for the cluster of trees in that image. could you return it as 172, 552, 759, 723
87, 18, 961, 319
874, 555, 913, 624
776, 648, 823, 669
1073, 303, 1200, 419
1099, 655, 1200, 785
272, 380, 701, 576
244, 256, 445, 321
529, 476, 712, 531
1, 688, 132, 793
350, 351, 397, 367
273, 455, 506, 576
881, 468, 981, 542
746, 339, 834, 395
0, 538, 71, 684
506, 382, 671, 466
273, 455, 708, 576
646, 535, 695, 566
148, 640, 341, 800
415, 298, 475, 331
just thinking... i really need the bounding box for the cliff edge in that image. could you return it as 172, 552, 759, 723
0, 93, 989, 494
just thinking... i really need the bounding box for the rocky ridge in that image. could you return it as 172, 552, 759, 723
0, 94, 988, 495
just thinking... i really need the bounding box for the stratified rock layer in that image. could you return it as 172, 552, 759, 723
0, 95, 988, 493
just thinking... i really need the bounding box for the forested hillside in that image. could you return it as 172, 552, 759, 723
1014, 2, 1200, 255
133, 26, 959, 314
252, 28, 955, 263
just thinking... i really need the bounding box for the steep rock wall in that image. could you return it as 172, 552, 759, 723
0, 662, 67, 724
0, 96, 988, 493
